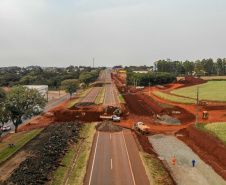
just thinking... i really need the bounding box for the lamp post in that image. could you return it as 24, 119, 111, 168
195, 85, 199, 126
148, 82, 151, 96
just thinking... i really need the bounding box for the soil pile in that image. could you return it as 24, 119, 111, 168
96, 120, 122, 132
4, 122, 82, 185
54, 110, 102, 122
175, 76, 206, 87
160, 115, 181, 125
74, 102, 94, 107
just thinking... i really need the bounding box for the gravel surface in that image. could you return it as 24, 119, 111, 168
148, 134, 226, 185
160, 115, 181, 125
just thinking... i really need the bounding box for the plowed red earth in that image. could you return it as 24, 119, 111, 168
11, 75, 226, 181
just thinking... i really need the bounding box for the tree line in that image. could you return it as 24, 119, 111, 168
126, 72, 176, 86
0, 66, 105, 89
157, 58, 226, 76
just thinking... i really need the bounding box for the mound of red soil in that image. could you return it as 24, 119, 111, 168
54, 110, 102, 122
174, 76, 206, 87
177, 125, 226, 180
163, 106, 196, 124
96, 120, 122, 132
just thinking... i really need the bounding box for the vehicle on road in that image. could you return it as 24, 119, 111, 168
100, 114, 121, 122
1, 125, 11, 132
33, 105, 44, 115
134, 122, 150, 135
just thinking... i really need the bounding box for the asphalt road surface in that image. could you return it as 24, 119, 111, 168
80, 87, 101, 103
103, 83, 119, 106
1, 93, 70, 137
84, 129, 149, 185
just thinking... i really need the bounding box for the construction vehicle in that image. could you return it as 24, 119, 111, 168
202, 111, 209, 119
113, 109, 123, 116
134, 122, 150, 135
100, 114, 121, 122
195, 100, 208, 106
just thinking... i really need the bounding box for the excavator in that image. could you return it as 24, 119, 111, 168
202, 111, 209, 119
195, 99, 208, 106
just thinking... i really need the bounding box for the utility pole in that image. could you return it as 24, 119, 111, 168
195, 85, 199, 126
149, 82, 151, 96
93, 58, 94, 68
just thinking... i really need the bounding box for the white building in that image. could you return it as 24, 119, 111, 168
25, 85, 48, 97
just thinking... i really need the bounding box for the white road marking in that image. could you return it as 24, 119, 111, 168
111, 158, 113, 170
89, 131, 100, 185
122, 131, 136, 185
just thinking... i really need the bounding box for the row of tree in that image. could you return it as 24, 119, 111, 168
0, 68, 103, 141
0, 66, 105, 89
157, 58, 226, 76
126, 72, 176, 86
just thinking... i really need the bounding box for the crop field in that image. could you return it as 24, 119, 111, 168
153, 91, 195, 104
171, 81, 226, 102
204, 122, 226, 143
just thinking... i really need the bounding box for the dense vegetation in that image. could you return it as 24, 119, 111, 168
157, 58, 226, 76
0, 66, 105, 89
126, 72, 176, 86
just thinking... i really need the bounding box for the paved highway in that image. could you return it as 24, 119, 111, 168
103, 71, 119, 106
2, 93, 70, 136
103, 83, 119, 106
84, 129, 149, 185
80, 87, 101, 103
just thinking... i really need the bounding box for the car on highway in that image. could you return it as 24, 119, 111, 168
33, 105, 44, 115
1, 125, 11, 132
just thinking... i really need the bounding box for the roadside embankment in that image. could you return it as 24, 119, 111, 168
177, 125, 226, 180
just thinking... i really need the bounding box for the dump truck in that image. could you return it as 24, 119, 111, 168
100, 114, 121, 122
134, 122, 150, 135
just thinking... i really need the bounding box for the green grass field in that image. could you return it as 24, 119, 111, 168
171, 81, 226, 102
204, 122, 226, 143
153, 91, 195, 104
0, 129, 43, 164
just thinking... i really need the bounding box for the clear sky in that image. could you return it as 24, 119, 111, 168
0, 0, 225, 67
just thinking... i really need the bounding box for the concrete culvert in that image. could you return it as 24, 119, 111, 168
96, 120, 122, 132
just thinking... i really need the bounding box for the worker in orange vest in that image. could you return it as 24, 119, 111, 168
173, 157, 176, 165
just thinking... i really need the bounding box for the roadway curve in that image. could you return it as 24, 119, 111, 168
84, 129, 149, 185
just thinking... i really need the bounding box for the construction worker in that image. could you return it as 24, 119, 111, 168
173, 157, 176, 165
192, 159, 196, 167
157, 114, 161, 120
